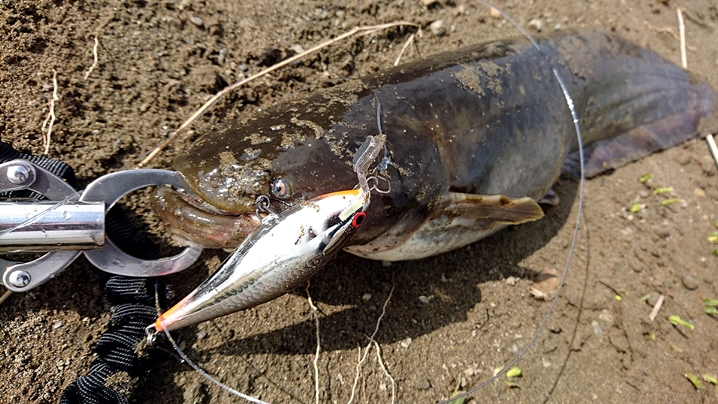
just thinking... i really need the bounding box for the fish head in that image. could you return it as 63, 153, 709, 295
155, 104, 364, 249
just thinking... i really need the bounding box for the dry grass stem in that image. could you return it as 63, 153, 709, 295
306, 282, 321, 404
42, 69, 59, 155
373, 340, 395, 404
137, 21, 418, 168
649, 294, 665, 322
706, 135, 718, 171
84, 36, 99, 80
0, 289, 12, 305
642, 21, 696, 51
393, 33, 415, 66
348, 278, 395, 404
677, 8, 687, 69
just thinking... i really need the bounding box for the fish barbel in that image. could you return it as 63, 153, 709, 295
153, 188, 368, 333
155, 30, 717, 261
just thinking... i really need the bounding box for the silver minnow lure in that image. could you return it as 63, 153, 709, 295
150, 187, 369, 334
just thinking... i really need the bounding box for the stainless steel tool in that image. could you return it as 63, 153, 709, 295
0, 159, 202, 293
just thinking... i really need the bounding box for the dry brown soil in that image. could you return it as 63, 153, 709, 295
2, 0, 718, 403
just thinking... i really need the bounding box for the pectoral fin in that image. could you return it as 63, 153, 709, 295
443, 192, 544, 225
345, 192, 544, 261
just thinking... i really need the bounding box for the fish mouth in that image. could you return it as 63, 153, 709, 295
153, 186, 261, 249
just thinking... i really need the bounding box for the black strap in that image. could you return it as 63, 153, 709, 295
0, 142, 170, 404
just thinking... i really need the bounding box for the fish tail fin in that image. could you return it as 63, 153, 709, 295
563, 88, 717, 178
557, 31, 718, 178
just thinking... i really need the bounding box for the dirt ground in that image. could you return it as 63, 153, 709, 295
2, 0, 718, 403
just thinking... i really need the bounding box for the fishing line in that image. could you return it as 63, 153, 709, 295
152, 285, 271, 404
435, 1, 587, 402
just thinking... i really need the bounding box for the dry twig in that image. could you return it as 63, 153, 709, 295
42, 69, 59, 155
84, 35, 99, 80
306, 282, 321, 404
137, 21, 418, 168
394, 33, 415, 66
348, 278, 395, 404
373, 340, 395, 404
706, 134, 718, 171
0, 289, 12, 305
677, 8, 687, 69
649, 294, 665, 322
642, 21, 697, 51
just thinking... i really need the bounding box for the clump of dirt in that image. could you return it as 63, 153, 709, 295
1, 0, 717, 403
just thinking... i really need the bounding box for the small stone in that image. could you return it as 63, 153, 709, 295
412, 375, 431, 390
189, 15, 203, 27
422, 0, 437, 6
238, 63, 248, 72
646, 292, 661, 307
489, 7, 501, 18
694, 187, 705, 197
196, 330, 207, 340
362, 293, 372, 301
52, 321, 63, 329
418, 295, 430, 304
290, 44, 305, 55
530, 268, 558, 300
400, 337, 413, 348
429, 20, 446, 36
682, 274, 700, 290
528, 18, 543, 32
505, 276, 517, 286
554, 23, 562, 31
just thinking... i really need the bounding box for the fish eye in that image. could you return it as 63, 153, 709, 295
270, 179, 290, 199
351, 212, 366, 228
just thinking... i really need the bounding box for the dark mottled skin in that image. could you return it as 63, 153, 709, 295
166, 30, 716, 250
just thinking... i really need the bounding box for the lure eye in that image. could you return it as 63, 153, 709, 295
351, 212, 366, 229
270, 179, 290, 199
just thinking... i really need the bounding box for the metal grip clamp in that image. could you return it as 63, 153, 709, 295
0, 159, 202, 293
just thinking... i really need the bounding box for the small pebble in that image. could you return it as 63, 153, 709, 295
400, 337, 413, 348
682, 274, 700, 290
422, 0, 437, 6
505, 276, 517, 286
52, 321, 63, 329
189, 15, 203, 27
197, 330, 207, 340
429, 20, 446, 36
489, 7, 501, 18
694, 187, 705, 197
413, 375, 431, 390
418, 295, 430, 304
362, 293, 372, 301
528, 18, 543, 32
592, 320, 603, 337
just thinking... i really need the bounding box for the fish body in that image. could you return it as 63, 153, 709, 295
156, 30, 717, 261
154, 189, 367, 332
